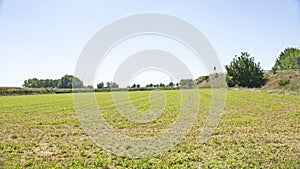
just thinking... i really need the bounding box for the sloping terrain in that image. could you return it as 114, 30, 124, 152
262, 71, 300, 92
196, 71, 300, 93
196, 74, 226, 88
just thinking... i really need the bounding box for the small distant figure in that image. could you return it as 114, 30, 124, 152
214, 66, 216, 71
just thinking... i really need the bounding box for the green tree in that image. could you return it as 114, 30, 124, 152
58, 75, 83, 88
97, 82, 104, 88
106, 82, 111, 88
272, 47, 300, 72
180, 79, 193, 87
23, 80, 28, 87
111, 82, 119, 88
104, 81, 119, 88
70, 75, 84, 88
225, 52, 265, 88
168, 82, 174, 87
24, 78, 39, 88
23, 76, 81, 88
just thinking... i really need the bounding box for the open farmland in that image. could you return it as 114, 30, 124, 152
0, 89, 299, 168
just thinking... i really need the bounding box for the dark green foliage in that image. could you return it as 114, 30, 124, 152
225, 52, 266, 88
106, 82, 111, 88
97, 82, 104, 88
226, 76, 235, 87
58, 75, 84, 88
131, 84, 136, 88
168, 82, 174, 87
23, 75, 83, 88
23, 78, 58, 88
148, 83, 153, 87
272, 47, 300, 72
145, 83, 166, 88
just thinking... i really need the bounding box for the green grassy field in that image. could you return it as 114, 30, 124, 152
0, 89, 299, 168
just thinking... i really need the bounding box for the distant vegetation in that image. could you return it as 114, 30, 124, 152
23, 75, 83, 88
2, 46, 299, 96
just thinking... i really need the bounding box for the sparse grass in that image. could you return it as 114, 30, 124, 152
263, 72, 300, 93
0, 89, 299, 168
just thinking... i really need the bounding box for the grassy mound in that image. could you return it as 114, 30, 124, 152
263, 71, 300, 92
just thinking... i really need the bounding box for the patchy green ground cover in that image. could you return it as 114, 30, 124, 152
0, 89, 299, 168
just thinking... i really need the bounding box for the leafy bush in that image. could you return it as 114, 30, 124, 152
225, 52, 266, 88
278, 79, 290, 87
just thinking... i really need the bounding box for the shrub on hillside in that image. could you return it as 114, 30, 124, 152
278, 79, 290, 87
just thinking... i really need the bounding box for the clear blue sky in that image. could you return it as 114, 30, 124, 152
1, 0, 300, 87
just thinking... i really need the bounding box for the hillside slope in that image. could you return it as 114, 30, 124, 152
196, 71, 300, 93
262, 71, 300, 92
